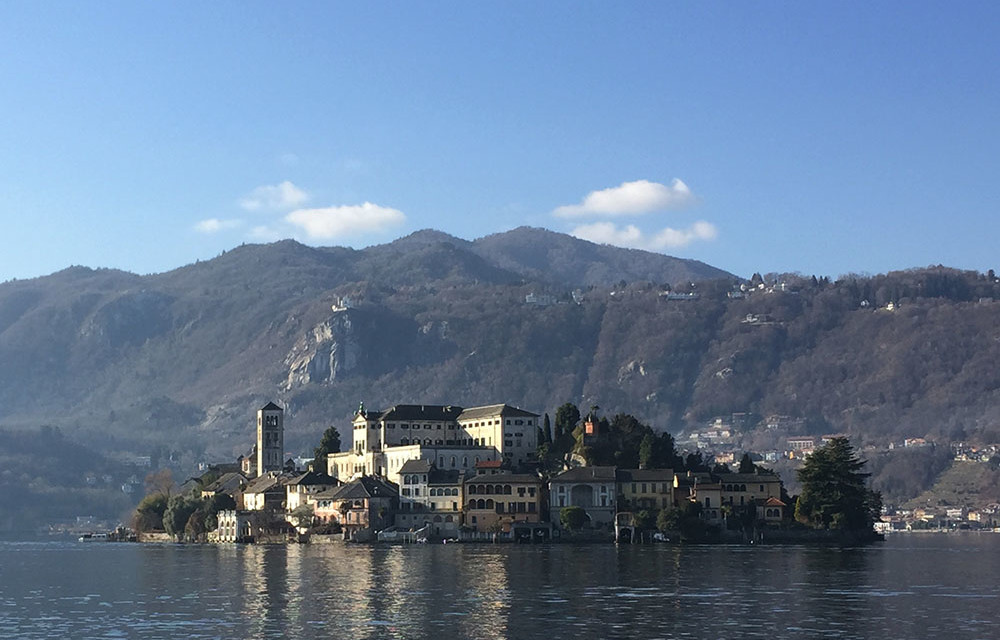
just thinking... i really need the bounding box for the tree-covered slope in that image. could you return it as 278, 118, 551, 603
1, 229, 998, 481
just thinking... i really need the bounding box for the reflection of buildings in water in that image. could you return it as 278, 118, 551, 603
239, 546, 298, 637
284, 545, 305, 630
364, 546, 425, 635
240, 545, 268, 637
457, 548, 510, 639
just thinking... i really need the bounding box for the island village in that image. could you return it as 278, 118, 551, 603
123, 400, 882, 546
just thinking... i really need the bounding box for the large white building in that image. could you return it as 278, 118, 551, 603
328, 403, 540, 485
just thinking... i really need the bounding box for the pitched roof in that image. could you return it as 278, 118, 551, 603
399, 459, 433, 474
261, 401, 282, 411
428, 468, 462, 485
550, 466, 617, 482
717, 472, 782, 483
465, 472, 542, 484
458, 404, 539, 421
243, 473, 283, 494
378, 404, 465, 422
286, 471, 337, 487
325, 475, 399, 501
616, 469, 675, 483
203, 471, 248, 493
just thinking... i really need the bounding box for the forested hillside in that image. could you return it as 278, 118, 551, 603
1, 228, 998, 481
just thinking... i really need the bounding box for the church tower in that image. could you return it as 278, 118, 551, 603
256, 402, 284, 477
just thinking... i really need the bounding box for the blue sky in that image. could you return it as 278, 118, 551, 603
1, 2, 998, 282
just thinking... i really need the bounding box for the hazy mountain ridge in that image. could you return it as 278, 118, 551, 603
1, 229, 998, 487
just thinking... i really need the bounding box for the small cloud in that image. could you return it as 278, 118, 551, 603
239, 180, 309, 212
285, 202, 406, 240
571, 220, 717, 251
194, 218, 243, 233
554, 179, 694, 218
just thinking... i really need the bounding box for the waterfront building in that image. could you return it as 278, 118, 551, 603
717, 472, 783, 508
310, 475, 399, 541
464, 470, 544, 533
394, 459, 464, 536
616, 469, 676, 511
242, 472, 286, 512
548, 466, 617, 528
327, 402, 539, 484
284, 470, 338, 512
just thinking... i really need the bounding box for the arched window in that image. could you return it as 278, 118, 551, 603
486, 484, 495, 494
486, 499, 494, 509
741, 484, 747, 492
445, 515, 453, 522
433, 515, 442, 523
450, 456, 456, 468
504, 485, 512, 495
401, 438, 409, 445
469, 485, 477, 495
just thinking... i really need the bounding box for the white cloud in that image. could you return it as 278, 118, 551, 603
239, 181, 309, 212
285, 202, 406, 240
571, 220, 717, 251
554, 179, 694, 218
194, 218, 243, 233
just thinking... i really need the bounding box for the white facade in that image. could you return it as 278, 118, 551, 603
327, 403, 537, 483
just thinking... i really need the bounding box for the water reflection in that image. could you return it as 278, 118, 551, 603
3, 537, 1000, 639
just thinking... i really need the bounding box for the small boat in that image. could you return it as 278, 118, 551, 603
78, 532, 109, 542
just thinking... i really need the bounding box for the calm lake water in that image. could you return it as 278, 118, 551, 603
1, 534, 998, 639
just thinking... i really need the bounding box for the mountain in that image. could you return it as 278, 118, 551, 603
470, 226, 732, 287
1, 228, 999, 509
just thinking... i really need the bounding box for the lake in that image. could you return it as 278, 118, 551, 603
1, 534, 997, 639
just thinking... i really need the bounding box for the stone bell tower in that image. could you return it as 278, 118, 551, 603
256, 401, 284, 477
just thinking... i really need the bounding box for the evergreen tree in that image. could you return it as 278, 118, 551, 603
795, 437, 882, 532
638, 433, 654, 469
554, 403, 580, 439
543, 413, 553, 444
738, 453, 755, 474
313, 426, 342, 471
